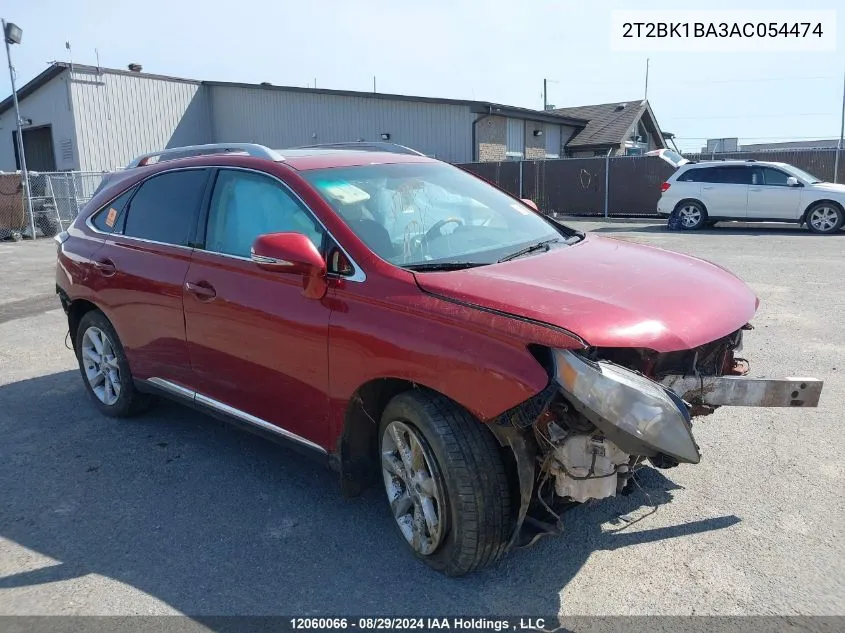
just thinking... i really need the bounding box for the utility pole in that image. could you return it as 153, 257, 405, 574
644, 58, 650, 100
835, 68, 844, 184
543, 78, 547, 110
3, 19, 36, 241
373, 76, 376, 93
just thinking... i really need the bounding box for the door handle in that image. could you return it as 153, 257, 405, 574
702, 186, 714, 190
93, 258, 117, 276
750, 188, 762, 192
185, 280, 216, 300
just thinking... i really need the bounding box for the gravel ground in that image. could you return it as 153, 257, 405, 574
0, 223, 842, 618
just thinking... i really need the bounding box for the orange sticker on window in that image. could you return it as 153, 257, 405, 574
105, 208, 118, 227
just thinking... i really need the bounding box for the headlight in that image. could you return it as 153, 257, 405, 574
553, 349, 700, 464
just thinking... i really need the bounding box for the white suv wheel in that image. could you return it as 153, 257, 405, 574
807, 205, 843, 234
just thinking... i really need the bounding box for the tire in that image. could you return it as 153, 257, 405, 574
35, 214, 61, 238
805, 202, 844, 234
74, 310, 150, 417
379, 390, 512, 576
673, 200, 707, 230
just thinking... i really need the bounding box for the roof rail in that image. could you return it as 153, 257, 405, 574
292, 141, 426, 156
126, 143, 285, 168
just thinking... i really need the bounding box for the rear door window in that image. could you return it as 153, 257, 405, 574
122, 169, 210, 246
678, 168, 714, 182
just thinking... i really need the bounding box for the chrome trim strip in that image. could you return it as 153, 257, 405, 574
147, 377, 196, 400
195, 393, 328, 454
146, 377, 328, 454
251, 253, 293, 267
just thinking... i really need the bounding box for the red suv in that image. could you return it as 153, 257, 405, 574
56, 143, 823, 576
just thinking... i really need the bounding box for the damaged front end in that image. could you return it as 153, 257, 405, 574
492, 326, 824, 549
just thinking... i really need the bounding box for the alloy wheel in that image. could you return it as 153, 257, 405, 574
381, 420, 447, 555
809, 206, 839, 233
678, 205, 702, 228
81, 326, 122, 406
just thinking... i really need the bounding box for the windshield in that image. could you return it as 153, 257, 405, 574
781, 164, 823, 184
302, 163, 567, 268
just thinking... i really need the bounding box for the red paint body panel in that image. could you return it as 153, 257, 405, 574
282, 151, 434, 171
95, 236, 195, 385
413, 235, 758, 353
326, 269, 583, 439
183, 250, 331, 447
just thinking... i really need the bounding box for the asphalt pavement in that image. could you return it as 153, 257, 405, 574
0, 222, 842, 618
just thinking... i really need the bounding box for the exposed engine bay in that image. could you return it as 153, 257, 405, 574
492, 325, 824, 548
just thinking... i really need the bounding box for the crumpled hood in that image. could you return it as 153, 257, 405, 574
414, 235, 758, 352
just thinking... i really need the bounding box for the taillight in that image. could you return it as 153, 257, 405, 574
661, 182, 671, 192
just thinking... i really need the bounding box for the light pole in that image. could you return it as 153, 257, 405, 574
3, 19, 36, 240
835, 69, 844, 184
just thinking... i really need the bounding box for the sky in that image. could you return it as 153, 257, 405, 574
1, 0, 843, 152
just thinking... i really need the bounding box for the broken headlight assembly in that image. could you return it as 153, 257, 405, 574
552, 349, 701, 465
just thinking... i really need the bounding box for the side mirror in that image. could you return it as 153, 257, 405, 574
786, 176, 801, 187
521, 198, 539, 211
251, 232, 328, 299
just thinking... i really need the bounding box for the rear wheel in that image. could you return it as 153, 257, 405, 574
379, 391, 512, 576
805, 202, 844, 234
75, 310, 150, 417
673, 200, 707, 230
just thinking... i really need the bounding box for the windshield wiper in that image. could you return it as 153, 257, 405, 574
404, 262, 486, 272
498, 238, 562, 263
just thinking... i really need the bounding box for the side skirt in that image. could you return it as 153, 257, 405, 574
136, 377, 332, 466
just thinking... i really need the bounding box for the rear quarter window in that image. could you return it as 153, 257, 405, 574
90, 188, 134, 233
677, 168, 703, 182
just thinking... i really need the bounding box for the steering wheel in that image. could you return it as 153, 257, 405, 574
424, 217, 465, 242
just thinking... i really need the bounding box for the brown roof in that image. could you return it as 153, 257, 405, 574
552, 100, 649, 148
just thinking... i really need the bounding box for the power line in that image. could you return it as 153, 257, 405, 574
672, 136, 838, 140
560, 75, 837, 86
664, 112, 838, 120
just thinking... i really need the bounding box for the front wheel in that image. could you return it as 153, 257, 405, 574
379, 391, 512, 576
805, 203, 844, 234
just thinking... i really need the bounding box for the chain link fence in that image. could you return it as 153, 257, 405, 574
1, 171, 108, 241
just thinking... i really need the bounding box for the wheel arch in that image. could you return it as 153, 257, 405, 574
800, 198, 844, 225
673, 198, 708, 215
336, 377, 522, 500
65, 298, 102, 351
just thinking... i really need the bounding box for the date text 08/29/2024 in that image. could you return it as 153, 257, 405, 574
289, 618, 544, 631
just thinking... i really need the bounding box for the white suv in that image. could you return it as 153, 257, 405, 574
657, 160, 845, 234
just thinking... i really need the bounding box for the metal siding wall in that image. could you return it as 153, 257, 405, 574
70, 69, 211, 171
0, 72, 77, 171
209, 86, 476, 163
